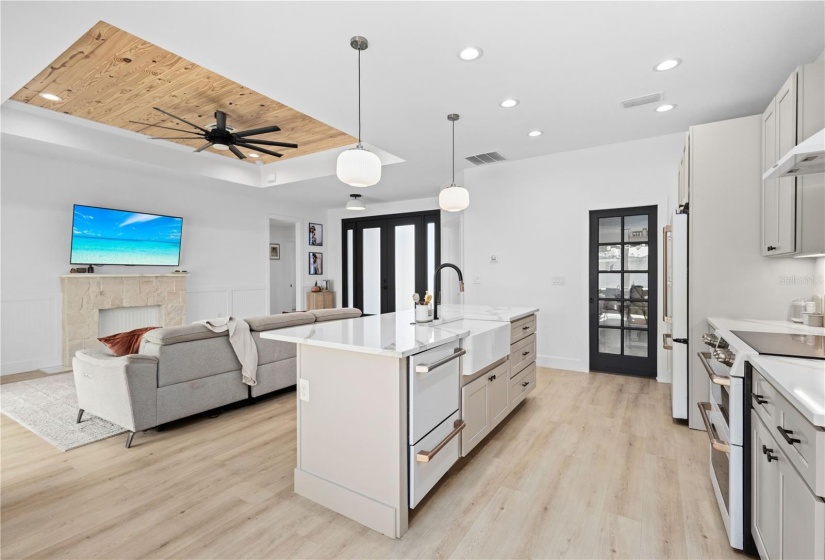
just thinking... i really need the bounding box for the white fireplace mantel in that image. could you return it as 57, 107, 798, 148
60, 273, 187, 367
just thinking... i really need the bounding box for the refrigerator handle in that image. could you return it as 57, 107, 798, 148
662, 225, 672, 323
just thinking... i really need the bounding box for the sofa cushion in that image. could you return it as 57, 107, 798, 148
141, 336, 241, 387
311, 308, 362, 322
252, 332, 297, 365
143, 323, 227, 346
245, 312, 315, 332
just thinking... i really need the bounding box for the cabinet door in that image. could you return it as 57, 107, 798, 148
762, 100, 779, 256
753, 411, 782, 560
779, 451, 825, 560
488, 363, 509, 429
777, 72, 798, 155
461, 374, 490, 457
774, 73, 799, 255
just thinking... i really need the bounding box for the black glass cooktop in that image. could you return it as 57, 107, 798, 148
732, 331, 825, 360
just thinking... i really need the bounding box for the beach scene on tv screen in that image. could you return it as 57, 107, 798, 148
71, 206, 182, 265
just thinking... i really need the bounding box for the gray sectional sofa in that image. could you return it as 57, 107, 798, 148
72, 308, 361, 448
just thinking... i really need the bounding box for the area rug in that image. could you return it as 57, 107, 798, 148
0, 373, 126, 451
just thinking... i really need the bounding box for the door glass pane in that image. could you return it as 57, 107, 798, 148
624, 302, 649, 328
623, 244, 648, 271
599, 328, 621, 354
394, 225, 416, 312
624, 330, 648, 357
599, 217, 621, 243
427, 222, 435, 296
362, 228, 381, 315
598, 301, 621, 326
624, 273, 649, 300
598, 245, 621, 271
624, 215, 649, 242
599, 273, 622, 299
347, 229, 354, 307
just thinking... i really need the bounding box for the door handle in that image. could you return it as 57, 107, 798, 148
416, 420, 465, 462
415, 348, 465, 373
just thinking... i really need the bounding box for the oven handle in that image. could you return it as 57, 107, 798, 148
697, 402, 731, 453
416, 420, 465, 462
698, 352, 731, 387
415, 348, 465, 373
663, 333, 673, 350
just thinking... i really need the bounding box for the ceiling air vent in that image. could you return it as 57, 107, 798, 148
620, 91, 664, 109
465, 151, 507, 166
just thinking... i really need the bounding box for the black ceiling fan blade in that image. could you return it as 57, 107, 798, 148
130, 121, 205, 136
228, 145, 247, 159
234, 125, 281, 137
238, 138, 299, 149
215, 111, 227, 134
153, 107, 210, 133
236, 142, 283, 158
194, 142, 213, 153
150, 136, 206, 140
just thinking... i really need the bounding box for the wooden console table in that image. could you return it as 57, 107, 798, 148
306, 291, 336, 311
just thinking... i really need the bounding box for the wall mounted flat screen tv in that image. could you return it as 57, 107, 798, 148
70, 205, 183, 266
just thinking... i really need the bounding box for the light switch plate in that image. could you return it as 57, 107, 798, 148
299, 379, 310, 402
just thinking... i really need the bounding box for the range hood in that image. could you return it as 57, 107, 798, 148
763, 128, 825, 180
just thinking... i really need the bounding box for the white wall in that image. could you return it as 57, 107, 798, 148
269, 223, 296, 313
0, 141, 324, 374
463, 134, 686, 378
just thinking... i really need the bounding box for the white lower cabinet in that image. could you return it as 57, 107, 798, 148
752, 410, 825, 560
409, 411, 461, 508
461, 361, 509, 457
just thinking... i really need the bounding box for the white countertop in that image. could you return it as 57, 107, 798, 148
261, 305, 538, 358
708, 317, 825, 337
749, 355, 825, 427
436, 304, 539, 323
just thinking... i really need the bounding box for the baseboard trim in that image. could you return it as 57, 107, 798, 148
1, 358, 62, 376
537, 355, 587, 373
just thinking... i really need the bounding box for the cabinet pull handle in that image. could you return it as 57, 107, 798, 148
776, 426, 801, 445
697, 402, 731, 452
488, 374, 496, 382
762, 444, 774, 455
522, 325, 530, 330
522, 351, 530, 356
767, 246, 777, 251
698, 352, 731, 386
753, 393, 768, 405
416, 348, 465, 373
766, 449, 778, 462
416, 420, 465, 463
521, 381, 530, 387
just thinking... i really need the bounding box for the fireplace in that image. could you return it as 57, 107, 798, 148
60, 274, 186, 367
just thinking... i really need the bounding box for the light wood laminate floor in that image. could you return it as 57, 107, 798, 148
1, 368, 748, 559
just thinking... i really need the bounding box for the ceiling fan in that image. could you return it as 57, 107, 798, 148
132, 108, 298, 160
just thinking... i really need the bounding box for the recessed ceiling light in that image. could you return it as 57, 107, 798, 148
656, 104, 676, 112
459, 47, 483, 61
654, 58, 682, 72
500, 98, 519, 108
249, 153, 260, 158
527, 130, 543, 137
40, 93, 62, 101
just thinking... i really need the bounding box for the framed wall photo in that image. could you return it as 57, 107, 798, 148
309, 252, 323, 275
270, 244, 280, 260
309, 223, 323, 246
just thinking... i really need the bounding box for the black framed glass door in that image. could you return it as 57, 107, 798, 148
589, 206, 658, 377
343, 211, 440, 315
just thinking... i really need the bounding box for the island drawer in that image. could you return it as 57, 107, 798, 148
753, 364, 825, 498
409, 410, 461, 508
409, 344, 462, 445
510, 362, 536, 408
511, 315, 536, 344
509, 334, 536, 378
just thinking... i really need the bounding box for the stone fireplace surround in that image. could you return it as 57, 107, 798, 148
60, 274, 186, 367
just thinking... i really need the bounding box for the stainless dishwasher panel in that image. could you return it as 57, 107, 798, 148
408, 344, 462, 445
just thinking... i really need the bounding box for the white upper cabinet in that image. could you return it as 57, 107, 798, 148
761, 62, 825, 258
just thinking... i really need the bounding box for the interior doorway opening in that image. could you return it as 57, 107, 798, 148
268, 216, 299, 314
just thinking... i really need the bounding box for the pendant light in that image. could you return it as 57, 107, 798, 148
439, 114, 470, 212
346, 194, 366, 211
336, 36, 382, 187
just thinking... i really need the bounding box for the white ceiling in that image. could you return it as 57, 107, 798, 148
2, 1, 824, 209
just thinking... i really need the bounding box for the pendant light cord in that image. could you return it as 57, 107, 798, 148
357, 47, 362, 145
452, 119, 455, 184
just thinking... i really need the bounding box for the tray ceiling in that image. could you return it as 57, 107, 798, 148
10, 21, 356, 164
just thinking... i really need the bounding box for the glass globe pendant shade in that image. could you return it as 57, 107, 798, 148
439, 184, 470, 212
337, 145, 381, 187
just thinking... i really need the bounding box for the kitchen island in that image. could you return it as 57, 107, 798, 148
261, 304, 538, 538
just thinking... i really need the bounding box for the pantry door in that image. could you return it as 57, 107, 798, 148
588, 206, 658, 377
342, 211, 440, 315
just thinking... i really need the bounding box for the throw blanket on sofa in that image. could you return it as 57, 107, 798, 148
195, 317, 258, 386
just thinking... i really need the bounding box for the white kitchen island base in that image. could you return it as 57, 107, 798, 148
294, 345, 409, 538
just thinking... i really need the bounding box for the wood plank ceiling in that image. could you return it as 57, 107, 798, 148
10, 21, 356, 164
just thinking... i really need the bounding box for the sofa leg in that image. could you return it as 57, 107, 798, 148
76, 409, 84, 423
125, 432, 136, 449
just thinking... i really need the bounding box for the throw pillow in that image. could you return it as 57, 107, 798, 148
98, 326, 160, 357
